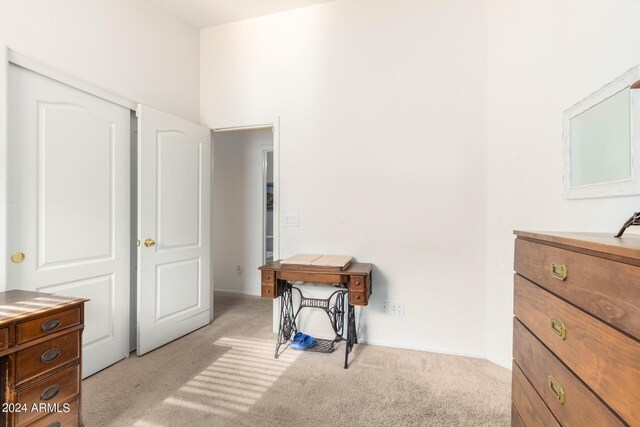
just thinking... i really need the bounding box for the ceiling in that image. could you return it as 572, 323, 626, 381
150, 0, 336, 28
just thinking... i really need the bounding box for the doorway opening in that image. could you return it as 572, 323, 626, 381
212, 127, 275, 298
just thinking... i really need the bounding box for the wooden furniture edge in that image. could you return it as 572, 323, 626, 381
260, 261, 373, 275
0, 298, 90, 329
514, 230, 640, 267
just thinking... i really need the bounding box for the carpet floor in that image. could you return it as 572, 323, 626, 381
83, 292, 511, 426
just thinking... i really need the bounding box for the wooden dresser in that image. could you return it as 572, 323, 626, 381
0, 290, 87, 427
512, 231, 640, 427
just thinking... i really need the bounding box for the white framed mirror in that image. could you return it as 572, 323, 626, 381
563, 66, 640, 199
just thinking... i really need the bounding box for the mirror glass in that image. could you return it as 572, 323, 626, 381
569, 88, 631, 187
563, 66, 640, 199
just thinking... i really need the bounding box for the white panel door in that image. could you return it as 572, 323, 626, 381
7, 64, 130, 378
137, 105, 211, 355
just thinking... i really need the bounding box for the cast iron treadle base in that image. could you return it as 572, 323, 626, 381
305, 338, 338, 353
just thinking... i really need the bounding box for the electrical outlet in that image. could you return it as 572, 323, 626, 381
282, 212, 299, 226
390, 301, 405, 316
382, 300, 404, 316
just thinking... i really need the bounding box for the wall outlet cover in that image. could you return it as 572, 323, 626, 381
282, 212, 299, 226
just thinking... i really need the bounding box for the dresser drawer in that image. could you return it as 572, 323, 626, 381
511, 361, 559, 427
15, 365, 80, 426
26, 398, 79, 427
514, 238, 640, 340
0, 327, 8, 351
510, 405, 525, 427
15, 331, 80, 386
513, 319, 624, 427
16, 308, 80, 344
514, 275, 640, 425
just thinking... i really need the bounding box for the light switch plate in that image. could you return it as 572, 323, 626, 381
282, 212, 299, 226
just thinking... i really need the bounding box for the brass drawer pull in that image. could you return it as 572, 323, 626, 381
40, 384, 60, 401
549, 318, 567, 340
548, 376, 566, 404
48, 422, 61, 427
40, 348, 61, 363
550, 263, 568, 281
41, 318, 61, 333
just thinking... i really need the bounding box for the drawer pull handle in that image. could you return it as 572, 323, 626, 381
548, 376, 566, 404
549, 318, 567, 340
48, 422, 61, 427
550, 263, 567, 280
40, 384, 60, 401
40, 348, 61, 363
41, 318, 61, 333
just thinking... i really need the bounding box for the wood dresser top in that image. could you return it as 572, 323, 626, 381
0, 290, 88, 327
515, 230, 640, 262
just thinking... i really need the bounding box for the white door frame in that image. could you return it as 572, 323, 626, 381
262, 147, 274, 265
211, 118, 281, 328
211, 117, 281, 267
0, 45, 9, 291
0, 47, 138, 291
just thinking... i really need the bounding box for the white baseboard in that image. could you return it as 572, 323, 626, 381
486, 355, 512, 370
359, 338, 487, 361
214, 288, 260, 297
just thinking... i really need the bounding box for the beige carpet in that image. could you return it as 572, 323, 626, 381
83, 292, 511, 426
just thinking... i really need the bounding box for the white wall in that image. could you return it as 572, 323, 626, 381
201, 0, 489, 358
0, 0, 200, 121
0, 0, 200, 291
213, 129, 273, 295
484, 0, 640, 368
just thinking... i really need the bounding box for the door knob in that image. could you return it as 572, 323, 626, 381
11, 252, 25, 263
144, 238, 156, 247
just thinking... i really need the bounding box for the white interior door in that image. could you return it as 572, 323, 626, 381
7, 64, 130, 378
137, 105, 211, 355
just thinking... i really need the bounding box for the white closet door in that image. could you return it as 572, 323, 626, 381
7, 64, 130, 378
137, 105, 211, 355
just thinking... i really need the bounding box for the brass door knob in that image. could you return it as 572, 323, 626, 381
11, 252, 25, 263
144, 238, 156, 247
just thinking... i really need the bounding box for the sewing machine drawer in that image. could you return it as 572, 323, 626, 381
14, 364, 80, 426
514, 238, 640, 340
513, 319, 623, 427
261, 270, 275, 284
349, 275, 370, 306
279, 271, 347, 284
261, 284, 279, 299
15, 331, 80, 386
349, 276, 367, 291
349, 290, 368, 306
16, 308, 80, 344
